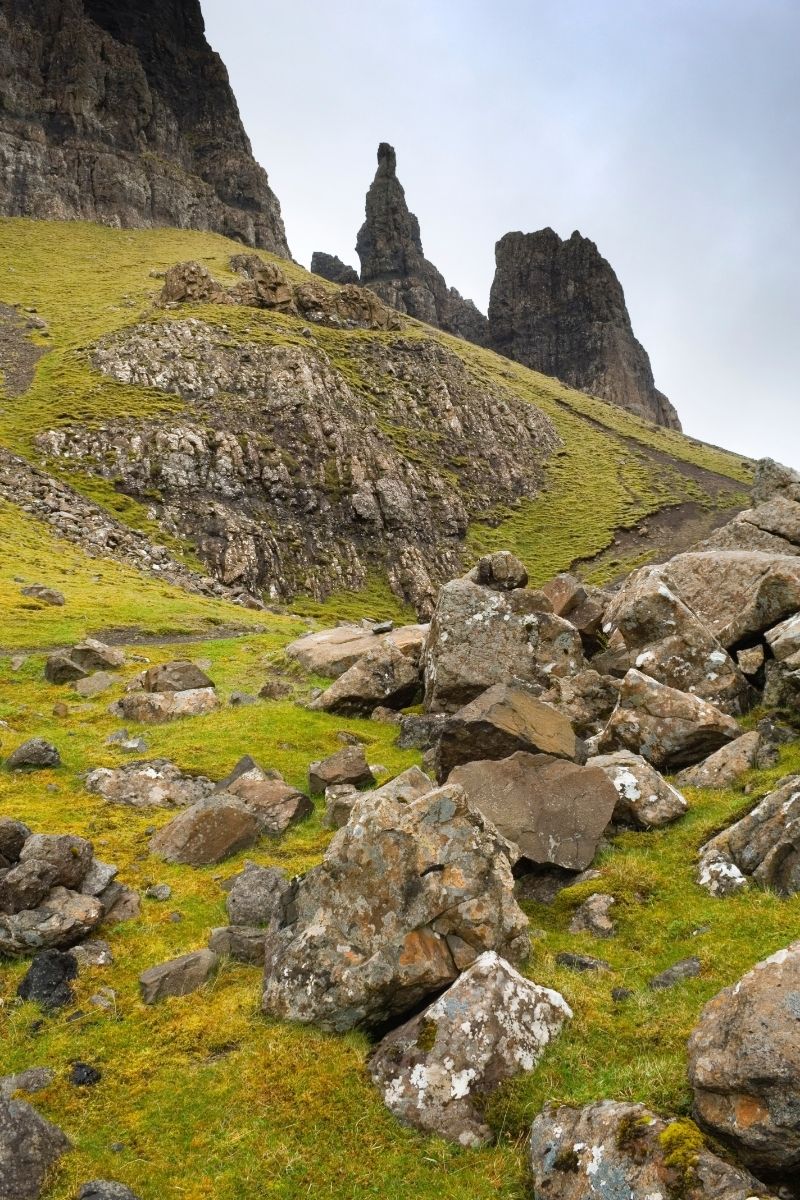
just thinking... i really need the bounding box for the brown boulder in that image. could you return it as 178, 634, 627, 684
308, 642, 420, 715
589, 749, 687, 828
677, 731, 761, 789
225, 776, 312, 836
114, 688, 219, 724
285, 623, 428, 678
149, 797, 262, 865
308, 745, 375, 794
139, 948, 219, 1004
143, 661, 214, 692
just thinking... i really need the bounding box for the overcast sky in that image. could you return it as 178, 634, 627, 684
203, 0, 799, 468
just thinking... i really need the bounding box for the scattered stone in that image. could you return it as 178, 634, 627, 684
5, 739, 61, 770
262, 783, 529, 1032
44, 653, 88, 684
589, 749, 687, 828
529, 1100, 774, 1200
450, 752, 617, 870
139, 949, 219, 1004
612, 987, 634, 1002
17, 950, 78, 1009
286, 622, 428, 678
597, 669, 740, 770
308, 745, 375, 794
257, 679, 292, 701
697, 775, 800, 896
370, 705, 400, 723
226, 864, 289, 927
149, 796, 263, 865
688, 940, 800, 1179
69, 1062, 101, 1087
228, 691, 257, 707
113, 687, 220, 724
0, 1067, 54, 1099
309, 642, 420, 715
98, 883, 140, 924
224, 775, 313, 836
435, 684, 581, 782
207, 926, 267, 964
143, 660, 213, 692
20, 584, 64, 606
569, 893, 616, 937
144, 885, 172, 902
369, 952, 571, 1146
677, 731, 761, 789
71, 940, 113, 968
85, 760, 215, 809
105, 731, 148, 754
74, 672, 114, 699
555, 952, 611, 973
649, 957, 701, 989
0, 1095, 71, 1200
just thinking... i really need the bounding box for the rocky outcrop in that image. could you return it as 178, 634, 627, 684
696, 775, 800, 896
0, 0, 289, 254
39, 320, 559, 614
356, 144, 490, 344
310, 252, 359, 285
488, 228, 680, 428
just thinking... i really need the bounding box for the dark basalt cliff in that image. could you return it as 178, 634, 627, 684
488, 228, 680, 429
356, 143, 490, 346
311, 252, 359, 285
0, 0, 289, 255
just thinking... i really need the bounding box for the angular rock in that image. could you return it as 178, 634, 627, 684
397, 712, 448, 751
435, 685, 581, 782
569, 893, 616, 937
766, 612, 800, 661
44, 653, 88, 685
0, 861, 59, 915
697, 775, 800, 896
85, 760, 216, 809
469, 551, 528, 591
226, 864, 289, 927
0, 1068, 54, 1100
529, 1100, 774, 1200
142, 661, 213, 692
17, 949, 78, 1009
20, 583, 64, 606
19, 834, 93, 889
139, 949, 219, 1004
285, 622, 428, 678
677, 732, 761, 789
737, 645, 765, 677
208, 926, 266, 965
149, 797, 262, 865
224, 775, 312, 836
650, 956, 701, 989
0, 819, 30, 865
0, 887, 103, 955
555, 952, 611, 973
70, 639, 124, 672
5, 739, 60, 770
603, 566, 751, 713
97, 882, 140, 925
309, 642, 420, 715
74, 672, 115, 699
589, 749, 687, 828
72, 939, 113, 969
449, 752, 617, 870
597, 670, 740, 770
0, 1095, 71, 1200
423, 577, 582, 714
688, 941, 800, 1179
160, 261, 225, 305
114, 687, 219, 724
308, 745, 375, 794
762, 656, 800, 711
262, 783, 529, 1032
542, 670, 620, 738
322, 784, 360, 830
369, 952, 571, 1146
310, 252, 359, 286
79, 861, 117, 898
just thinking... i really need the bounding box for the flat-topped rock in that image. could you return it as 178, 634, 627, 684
286, 623, 428, 678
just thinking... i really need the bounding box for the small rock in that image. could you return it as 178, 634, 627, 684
569, 893, 616, 937
139, 949, 219, 1004
21, 584, 65, 606
44, 653, 88, 684
0, 1095, 70, 1200
229, 691, 257, 707
74, 672, 115, 699
555, 952, 611, 973
144, 884, 172, 901
649, 956, 701, 989
72, 940, 113, 968
17, 950, 78, 1009
77, 1181, 142, 1200
0, 1067, 55, 1099
308, 744, 375, 794
5, 738, 61, 770
105, 730, 148, 753
69, 1062, 102, 1087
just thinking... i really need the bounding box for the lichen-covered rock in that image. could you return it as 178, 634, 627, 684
688, 941, 800, 1181
5, 739, 60, 770
449, 752, 617, 870
84, 760, 216, 809
542, 671, 620, 738
0, 1095, 70, 1200
569, 893, 616, 937
286, 623, 428, 678
468, 551, 528, 591
423, 577, 582, 714
225, 864, 290, 928
488, 227, 680, 427
262, 783, 529, 1033
697, 775, 800, 896
113, 687, 219, 724
0, 887, 104, 955
597, 670, 740, 770
529, 1100, 774, 1200
589, 749, 687, 828
435, 684, 582, 782
677, 732, 761, 790
309, 642, 420, 715
369, 951, 571, 1146
69, 640, 124, 673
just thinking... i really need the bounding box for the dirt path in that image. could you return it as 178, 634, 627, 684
0, 302, 48, 397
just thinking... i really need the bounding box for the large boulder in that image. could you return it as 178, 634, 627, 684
677, 732, 762, 790
589, 749, 687, 828
149, 797, 263, 865
142, 661, 214, 692
603, 567, 751, 713
0, 887, 104, 955
597, 670, 740, 770
449, 752, 617, 869
529, 1100, 775, 1200
44, 653, 88, 684
423, 577, 584, 714
435, 684, 581, 782
688, 941, 800, 1181
69, 639, 124, 673
19, 835, 93, 889
113, 688, 219, 724
84, 760, 216, 809
285, 623, 428, 678
368, 952, 571, 1146
261, 783, 529, 1032
308, 643, 420, 714
697, 775, 800, 896
0, 1096, 71, 1200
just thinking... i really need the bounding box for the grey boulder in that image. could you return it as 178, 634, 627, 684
149, 796, 262, 866
589, 749, 687, 828
84, 760, 216, 809
0, 1096, 70, 1200
5, 740, 61, 770
697, 774, 800, 896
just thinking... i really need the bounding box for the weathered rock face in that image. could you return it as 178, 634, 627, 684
310, 252, 359, 285
677, 732, 761, 790
356, 144, 490, 345
84, 760, 215, 809
688, 941, 800, 1182
488, 228, 680, 428
0, 0, 289, 254
308, 642, 421, 715
40, 322, 559, 615
261, 783, 529, 1033
368, 952, 571, 1146
529, 1101, 775, 1200
0, 1095, 71, 1200
286, 623, 428, 679
697, 775, 800, 896
589, 749, 687, 828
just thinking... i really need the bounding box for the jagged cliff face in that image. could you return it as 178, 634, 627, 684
311, 252, 359, 285
488, 228, 680, 429
355, 144, 490, 346
0, 0, 289, 255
